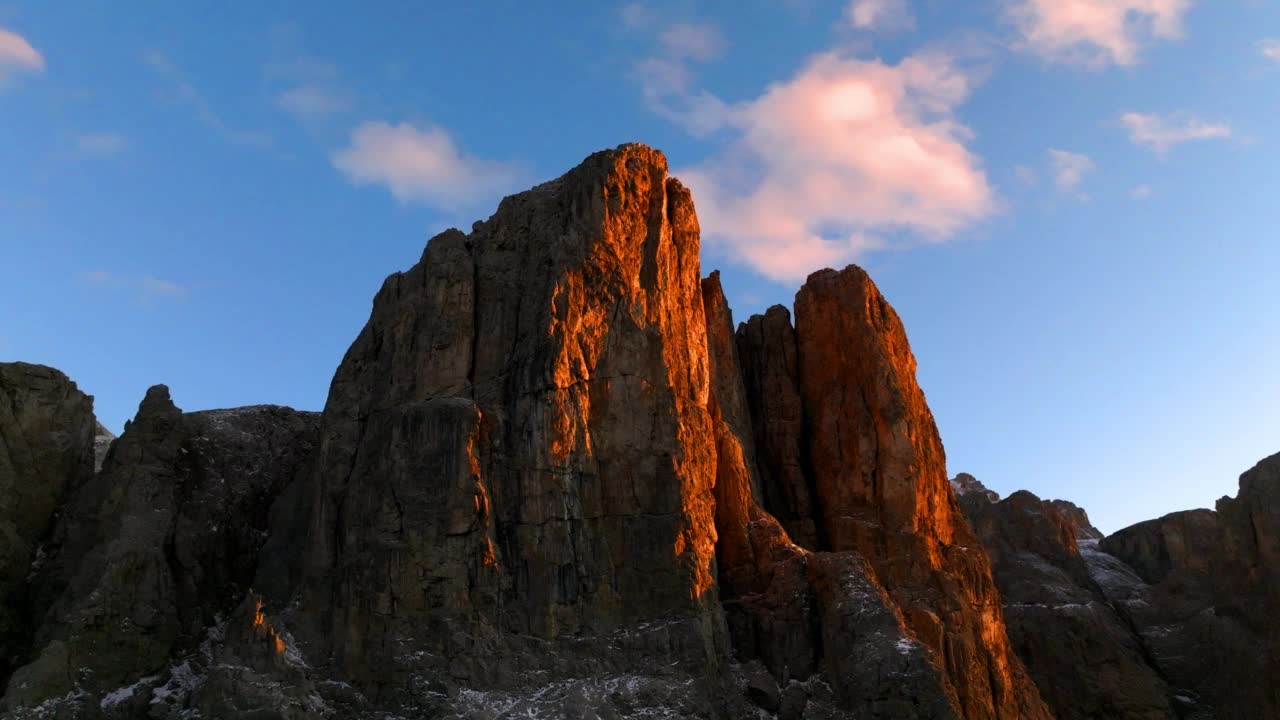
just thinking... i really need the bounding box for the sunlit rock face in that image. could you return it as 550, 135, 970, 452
291, 144, 733, 716
734, 268, 1053, 720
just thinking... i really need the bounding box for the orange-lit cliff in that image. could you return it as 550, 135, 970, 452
2, 145, 1277, 720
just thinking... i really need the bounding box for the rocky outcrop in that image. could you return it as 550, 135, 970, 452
1046, 499, 1102, 540
784, 267, 1050, 719
736, 306, 819, 550
705, 273, 957, 719
92, 421, 115, 473
951, 457, 1280, 720
1091, 452, 1280, 718
0, 363, 96, 683
2, 387, 319, 715
957, 479, 1172, 720
285, 144, 733, 718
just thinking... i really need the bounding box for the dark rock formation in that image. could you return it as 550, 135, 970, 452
952, 458, 1280, 720
736, 306, 819, 550
2, 387, 318, 716
1092, 452, 1280, 719
0, 363, 96, 683
957, 478, 1172, 720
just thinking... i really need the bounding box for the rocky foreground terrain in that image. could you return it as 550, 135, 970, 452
1, 144, 1276, 719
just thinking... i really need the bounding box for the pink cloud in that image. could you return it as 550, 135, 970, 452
332, 121, 523, 207
1261, 39, 1280, 62
1048, 149, 1094, 191
0, 27, 44, 85
1006, 0, 1193, 67
676, 51, 995, 282
847, 0, 915, 32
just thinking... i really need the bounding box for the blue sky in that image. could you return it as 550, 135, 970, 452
2, 1, 1277, 533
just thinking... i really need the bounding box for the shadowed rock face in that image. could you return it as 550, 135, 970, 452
2, 386, 319, 715
957, 479, 1172, 720
1092, 452, 1280, 719
952, 461, 1280, 720
0, 363, 96, 683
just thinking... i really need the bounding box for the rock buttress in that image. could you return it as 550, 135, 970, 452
738, 266, 1052, 720
0, 363, 96, 684
2, 386, 319, 714
294, 144, 731, 716
958, 481, 1172, 720
1092, 451, 1280, 718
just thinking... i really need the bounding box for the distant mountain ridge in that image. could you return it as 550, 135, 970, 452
0, 144, 1275, 719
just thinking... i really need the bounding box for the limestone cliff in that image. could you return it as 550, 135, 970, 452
4, 143, 1277, 720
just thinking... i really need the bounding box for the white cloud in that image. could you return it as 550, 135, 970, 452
332, 121, 523, 208
1048, 149, 1094, 191
674, 50, 995, 282
1120, 111, 1231, 153
0, 27, 44, 86
847, 0, 915, 32
76, 132, 128, 156
1131, 184, 1153, 199
1261, 39, 1280, 62
1014, 165, 1039, 187
1006, 0, 1193, 67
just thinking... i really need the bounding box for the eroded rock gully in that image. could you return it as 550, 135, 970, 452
1, 144, 1277, 719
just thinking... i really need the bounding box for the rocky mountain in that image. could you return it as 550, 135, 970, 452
0, 144, 1276, 719
955, 469, 1280, 720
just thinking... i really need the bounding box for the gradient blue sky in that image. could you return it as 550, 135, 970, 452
3, 1, 1277, 533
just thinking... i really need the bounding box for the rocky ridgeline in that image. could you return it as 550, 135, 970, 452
0, 144, 1276, 719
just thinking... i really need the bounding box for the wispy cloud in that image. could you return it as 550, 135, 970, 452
144, 50, 273, 149
276, 84, 346, 118
659, 22, 726, 62
629, 19, 731, 137
331, 121, 524, 208
0, 26, 44, 87
264, 55, 349, 120
669, 50, 995, 282
1006, 0, 1192, 67
75, 132, 128, 156
1014, 165, 1039, 187
1261, 39, 1280, 62
1048, 149, 1094, 192
1120, 111, 1231, 153
80, 270, 187, 301
847, 0, 915, 32
1131, 184, 1153, 199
